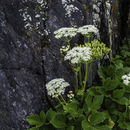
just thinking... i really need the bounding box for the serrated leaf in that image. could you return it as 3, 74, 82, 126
26, 114, 43, 127
116, 97, 129, 105
112, 89, 125, 98
39, 111, 46, 126
46, 108, 55, 121
85, 93, 104, 111
103, 78, 119, 91
50, 113, 66, 128
88, 111, 109, 125
82, 119, 93, 130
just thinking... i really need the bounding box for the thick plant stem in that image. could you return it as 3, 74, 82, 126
79, 63, 83, 88
83, 63, 88, 91
75, 71, 78, 93
81, 63, 88, 103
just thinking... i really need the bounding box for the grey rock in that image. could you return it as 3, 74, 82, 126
0, 0, 129, 129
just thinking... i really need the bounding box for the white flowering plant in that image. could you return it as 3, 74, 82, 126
122, 73, 130, 86
54, 25, 99, 44
26, 26, 130, 130
54, 27, 77, 43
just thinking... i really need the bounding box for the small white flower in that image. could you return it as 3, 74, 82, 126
54, 27, 77, 40
122, 73, 130, 86
67, 91, 74, 101
123, 80, 129, 86
122, 75, 127, 80
64, 46, 92, 64
46, 78, 70, 98
77, 25, 99, 36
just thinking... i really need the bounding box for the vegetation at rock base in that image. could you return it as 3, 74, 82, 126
26, 26, 130, 130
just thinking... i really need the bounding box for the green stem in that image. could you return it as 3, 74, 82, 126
60, 95, 67, 104
88, 63, 92, 78
83, 63, 88, 90
75, 71, 78, 93
79, 63, 83, 88
81, 63, 88, 103
56, 96, 63, 106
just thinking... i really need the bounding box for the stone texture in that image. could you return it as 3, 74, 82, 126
0, 0, 129, 129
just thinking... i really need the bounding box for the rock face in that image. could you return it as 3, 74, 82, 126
0, 0, 129, 129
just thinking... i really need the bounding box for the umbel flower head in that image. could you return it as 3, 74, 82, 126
54, 27, 77, 42
67, 91, 74, 101
77, 25, 99, 36
46, 78, 70, 98
122, 73, 130, 86
85, 40, 111, 59
64, 46, 92, 64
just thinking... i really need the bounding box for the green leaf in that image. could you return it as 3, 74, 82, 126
66, 126, 75, 130
77, 89, 84, 96
28, 127, 39, 130
46, 108, 55, 121
98, 67, 105, 81
103, 78, 119, 91
63, 100, 79, 118
88, 111, 109, 125
82, 119, 93, 130
50, 112, 66, 128
26, 114, 44, 127
112, 89, 125, 98
125, 85, 130, 93
40, 111, 46, 124
95, 125, 112, 130
126, 122, 130, 130
116, 97, 129, 105
85, 92, 104, 111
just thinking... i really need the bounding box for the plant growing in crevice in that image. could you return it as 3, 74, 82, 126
26, 25, 130, 130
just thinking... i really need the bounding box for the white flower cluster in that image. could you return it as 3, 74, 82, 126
54, 25, 99, 40
67, 91, 74, 101
64, 46, 92, 64
54, 27, 77, 39
46, 78, 70, 98
78, 25, 99, 35
122, 73, 130, 86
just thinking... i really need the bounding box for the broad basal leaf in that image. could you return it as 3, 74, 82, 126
103, 78, 119, 91
50, 112, 66, 128
88, 111, 109, 125
26, 114, 44, 127
112, 89, 125, 98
